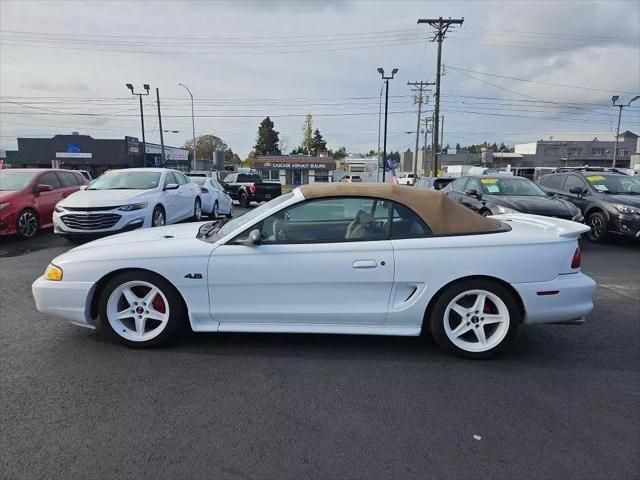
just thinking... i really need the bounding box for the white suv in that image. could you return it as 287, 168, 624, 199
53, 168, 201, 239
398, 173, 417, 185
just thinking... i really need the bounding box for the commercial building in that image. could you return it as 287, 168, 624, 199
14, 133, 190, 177
253, 155, 336, 186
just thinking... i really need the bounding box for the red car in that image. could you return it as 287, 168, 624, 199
0, 169, 88, 239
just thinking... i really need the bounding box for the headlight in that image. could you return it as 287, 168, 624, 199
44, 264, 63, 281
0, 202, 9, 211
118, 202, 148, 211
54, 204, 65, 213
496, 205, 519, 214
613, 203, 640, 215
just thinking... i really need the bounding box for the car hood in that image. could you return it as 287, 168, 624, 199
487, 195, 578, 216
599, 193, 640, 207
59, 189, 153, 208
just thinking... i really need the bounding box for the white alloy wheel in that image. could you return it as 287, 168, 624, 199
106, 280, 170, 342
443, 289, 510, 353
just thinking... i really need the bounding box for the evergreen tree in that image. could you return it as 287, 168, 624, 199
254, 117, 281, 155
455, 142, 461, 151
310, 129, 327, 155
499, 142, 507, 151
491, 142, 498, 151
302, 114, 313, 154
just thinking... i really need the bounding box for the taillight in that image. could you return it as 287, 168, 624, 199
571, 247, 581, 269
249, 183, 257, 194
200, 187, 209, 193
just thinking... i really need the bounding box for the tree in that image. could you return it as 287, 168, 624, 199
491, 142, 498, 151
183, 134, 228, 161
329, 146, 347, 160
445, 143, 451, 150
302, 113, 313, 154
310, 129, 327, 155
254, 116, 281, 155
279, 135, 291, 155
224, 148, 241, 165
499, 142, 507, 151
455, 142, 461, 151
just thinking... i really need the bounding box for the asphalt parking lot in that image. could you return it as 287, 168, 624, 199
0, 216, 638, 480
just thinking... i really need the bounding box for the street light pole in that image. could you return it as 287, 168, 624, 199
378, 67, 398, 183
126, 83, 150, 167
179, 83, 197, 172
377, 82, 384, 182
612, 95, 640, 168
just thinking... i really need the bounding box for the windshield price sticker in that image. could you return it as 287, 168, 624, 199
486, 185, 500, 193
481, 178, 498, 184
586, 175, 605, 182
593, 184, 608, 192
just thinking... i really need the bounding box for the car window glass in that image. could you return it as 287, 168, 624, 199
563, 175, 586, 192
451, 177, 468, 192
57, 171, 79, 187
537, 176, 549, 186
73, 172, 85, 185
546, 175, 565, 190
38, 172, 62, 189
211, 179, 224, 191
174, 172, 188, 185
465, 178, 481, 193
164, 171, 177, 186
390, 202, 431, 239
246, 197, 391, 244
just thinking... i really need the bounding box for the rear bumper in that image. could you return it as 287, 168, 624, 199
32, 276, 95, 327
513, 272, 596, 325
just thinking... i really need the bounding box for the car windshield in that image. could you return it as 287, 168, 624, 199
478, 177, 545, 196
584, 174, 640, 194
0, 171, 37, 191
87, 171, 161, 190
189, 177, 206, 185
200, 192, 294, 242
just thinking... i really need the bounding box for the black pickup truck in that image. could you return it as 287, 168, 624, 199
222, 173, 282, 207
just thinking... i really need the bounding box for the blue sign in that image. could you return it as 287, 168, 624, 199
67, 143, 81, 153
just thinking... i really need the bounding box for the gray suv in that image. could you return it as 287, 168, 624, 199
537, 170, 640, 242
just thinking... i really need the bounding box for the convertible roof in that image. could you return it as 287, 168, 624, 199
298, 183, 502, 235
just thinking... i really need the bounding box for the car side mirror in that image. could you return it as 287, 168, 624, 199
164, 183, 179, 191
35, 184, 53, 194
569, 187, 586, 195
236, 229, 262, 246
466, 189, 482, 199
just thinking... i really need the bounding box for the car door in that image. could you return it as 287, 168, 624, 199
211, 179, 231, 213
561, 174, 590, 213
33, 171, 64, 226
161, 171, 181, 223
174, 171, 195, 219
461, 178, 483, 211
444, 177, 468, 204
222, 174, 239, 199
208, 196, 395, 326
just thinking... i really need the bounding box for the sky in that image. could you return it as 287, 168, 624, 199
1, 0, 639, 158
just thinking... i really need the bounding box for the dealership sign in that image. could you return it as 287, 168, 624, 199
255, 160, 336, 170
56, 152, 92, 158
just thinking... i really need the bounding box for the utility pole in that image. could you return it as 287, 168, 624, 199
611, 95, 639, 168
418, 17, 464, 175
440, 114, 445, 168
407, 81, 434, 178
422, 116, 430, 175
125, 83, 150, 167
378, 67, 398, 183
377, 82, 384, 182
179, 83, 197, 172
156, 88, 166, 166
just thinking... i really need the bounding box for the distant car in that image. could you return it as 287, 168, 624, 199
398, 173, 417, 186
537, 170, 640, 242
32, 183, 595, 359
76, 170, 92, 181
0, 168, 88, 239
188, 176, 233, 218
415, 177, 454, 191
222, 173, 282, 208
442, 175, 583, 221
340, 175, 362, 183
53, 168, 202, 239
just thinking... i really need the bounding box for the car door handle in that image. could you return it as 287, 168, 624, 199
353, 260, 377, 269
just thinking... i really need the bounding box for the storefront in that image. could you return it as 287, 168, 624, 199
253, 155, 336, 186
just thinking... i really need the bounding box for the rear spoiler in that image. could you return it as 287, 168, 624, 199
490, 213, 590, 238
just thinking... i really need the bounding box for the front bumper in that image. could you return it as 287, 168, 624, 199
0, 210, 17, 236
32, 276, 95, 327
610, 213, 640, 238
53, 208, 149, 238
513, 272, 597, 325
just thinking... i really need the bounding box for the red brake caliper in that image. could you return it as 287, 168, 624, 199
152, 294, 166, 313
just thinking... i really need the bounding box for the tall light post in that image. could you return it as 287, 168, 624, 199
377, 67, 398, 183
179, 83, 197, 172
612, 95, 640, 168
126, 83, 150, 166
376, 82, 384, 182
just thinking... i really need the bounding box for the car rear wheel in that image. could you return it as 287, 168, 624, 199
98, 271, 185, 348
587, 211, 608, 243
429, 279, 520, 359
193, 198, 202, 221
151, 206, 165, 227
16, 209, 39, 239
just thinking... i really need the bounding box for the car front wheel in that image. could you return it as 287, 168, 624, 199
429, 279, 520, 359
98, 271, 185, 348
193, 198, 202, 221
151, 206, 165, 227
212, 201, 219, 219
16, 209, 39, 239
587, 211, 608, 243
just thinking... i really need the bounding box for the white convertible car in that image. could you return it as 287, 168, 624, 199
32, 184, 596, 358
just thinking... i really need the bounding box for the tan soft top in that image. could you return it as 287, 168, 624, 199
299, 183, 502, 235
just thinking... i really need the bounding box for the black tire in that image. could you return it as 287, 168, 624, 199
193, 198, 202, 221
16, 208, 39, 239
212, 201, 219, 219
151, 205, 165, 227
480, 209, 492, 217
240, 192, 250, 208
97, 270, 186, 348
428, 279, 520, 359
226, 203, 234, 219
587, 211, 608, 243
